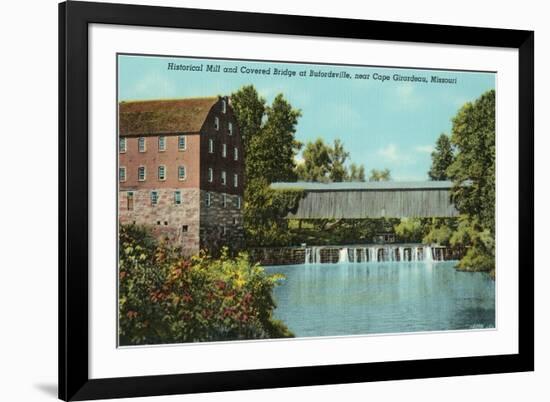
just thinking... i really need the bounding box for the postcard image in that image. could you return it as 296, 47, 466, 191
117, 54, 496, 346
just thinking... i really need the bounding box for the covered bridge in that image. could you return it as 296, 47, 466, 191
270, 181, 460, 219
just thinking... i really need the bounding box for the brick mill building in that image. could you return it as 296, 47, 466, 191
118, 96, 244, 256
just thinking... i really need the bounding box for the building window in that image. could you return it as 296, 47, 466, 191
127, 192, 134, 211
205, 192, 211, 207
221, 171, 227, 186
222, 143, 227, 158
158, 165, 166, 181
119, 166, 126, 182
233, 217, 238, 225
208, 168, 213, 183
222, 193, 227, 208
119, 137, 127, 153
158, 136, 166, 152
233, 173, 238, 188
208, 138, 214, 153
138, 166, 146, 181
178, 165, 186, 181
182, 225, 188, 233
228, 122, 233, 135
178, 135, 187, 151
214, 116, 220, 131
236, 196, 241, 209
221, 225, 227, 236
234, 147, 238, 161
221, 99, 227, 114
138, 137, 146, 152
151, 191, 159, 206
174, 191, 181, 205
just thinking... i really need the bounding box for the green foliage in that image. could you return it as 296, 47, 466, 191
243, 179, 304, 247
447, 90, 495, 234
449, 215, 495, 275
428, 133, 454, 180
394, 217, 459, 247
445, 90, 496, 275
328, 139, 349, 182
394, 218, 429, 243
348, 163, 366, 182
230, 85, 266, 158
295, 138, 332, 182
231, 87, 303, 247
246, 94, 302, 183
369, 168, 391, 182
295, 137, 365, 183
422, 218, 457, 246
119, 224, 293, 345
288, 218, 399, 246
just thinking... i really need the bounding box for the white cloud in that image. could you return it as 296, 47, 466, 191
396, 83, 415, 99
377, 143, 400, 162
414, 145, 433, 154
392, 82, 425, 109
376, 143, 421, 166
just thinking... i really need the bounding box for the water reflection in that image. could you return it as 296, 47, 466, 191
265, 261, 495, 337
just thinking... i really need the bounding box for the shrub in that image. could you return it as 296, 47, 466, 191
119, 224, 293, 345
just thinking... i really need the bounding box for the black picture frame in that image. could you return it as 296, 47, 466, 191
59, 1, 534, 400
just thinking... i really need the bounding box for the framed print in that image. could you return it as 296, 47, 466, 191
59, 1, 534, 400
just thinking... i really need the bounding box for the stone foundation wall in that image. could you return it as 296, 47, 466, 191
118, 188, 201, 255
249, 247, 307, 266
199, 190, 244, 255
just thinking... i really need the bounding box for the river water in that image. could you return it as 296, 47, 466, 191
265, 261, 495, 337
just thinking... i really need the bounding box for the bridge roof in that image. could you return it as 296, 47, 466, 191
270, 180, 461, 219
270, 181, 454, 192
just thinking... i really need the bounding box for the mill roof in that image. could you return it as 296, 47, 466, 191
119, 97, 219, 136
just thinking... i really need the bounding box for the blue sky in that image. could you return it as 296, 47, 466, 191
118, 54, 495, 181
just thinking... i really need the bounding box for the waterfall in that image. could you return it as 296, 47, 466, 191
305, 247, 323, 264
352, 248, 357, 263
300, 244, 443, 265
339, 248, 349, 263
424, 246, 433, 262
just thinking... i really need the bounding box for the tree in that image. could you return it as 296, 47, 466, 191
295, 138, 365, 183
348, 163, 366, 182
246, 94, 302, 183
447, 90, 495, 235
369, 168, 391, 181
394, 218, 428, 243
295, 138, 332, 182
328, 139, 349, 182
231, 87, 303, 247
243, 179, 304, 246
441, 90, 496, 276
230, 85, 266, 157
428, 133, 454, 180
